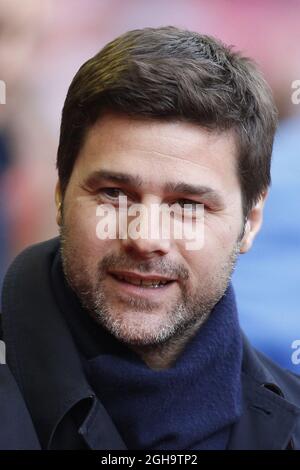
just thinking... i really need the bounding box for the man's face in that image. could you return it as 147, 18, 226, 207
59, 113, 247, 347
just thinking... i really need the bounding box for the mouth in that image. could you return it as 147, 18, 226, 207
108, 271, 177, 295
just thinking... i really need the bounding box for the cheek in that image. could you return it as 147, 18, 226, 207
64, 200, 113, 265
176, 217, 239, 275
177, 217, 234, 255
203, 213, 241, 251
68, 208, 97, 245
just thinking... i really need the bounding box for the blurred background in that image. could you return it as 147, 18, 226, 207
0, 0, 299, 371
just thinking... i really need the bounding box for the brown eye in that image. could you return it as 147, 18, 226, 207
174, 199, 204, 210
101, 188, 125, 198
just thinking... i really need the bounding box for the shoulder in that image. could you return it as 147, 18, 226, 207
0, 313, 40, 449
1, 237, 60, 314
5, 237, 60, 277
242, 333, 300, 408
228, 334, 300, 449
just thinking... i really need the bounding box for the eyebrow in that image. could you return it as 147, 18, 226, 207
83, 170, 144, 189
82, 170, 224, 206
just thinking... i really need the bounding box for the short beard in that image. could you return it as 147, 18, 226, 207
60, 218, 242, 349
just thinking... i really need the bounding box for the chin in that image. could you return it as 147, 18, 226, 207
100, 312, 174, 346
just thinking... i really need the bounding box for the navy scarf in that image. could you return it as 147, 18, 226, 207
51, 253, 243, 450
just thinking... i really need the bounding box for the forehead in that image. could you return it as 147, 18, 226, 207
72, 113, 239, 193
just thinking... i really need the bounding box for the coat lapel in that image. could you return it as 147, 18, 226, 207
228, 334, 300, 450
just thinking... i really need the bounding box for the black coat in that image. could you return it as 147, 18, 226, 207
1, 238, 300, 450
0, 327, 40, 449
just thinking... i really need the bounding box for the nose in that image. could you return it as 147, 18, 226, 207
122, 235, 171, 258
120, 198, 172, 258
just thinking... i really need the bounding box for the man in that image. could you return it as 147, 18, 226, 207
1, 26, 300, 450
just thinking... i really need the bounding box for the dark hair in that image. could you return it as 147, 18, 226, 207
57, 26, 278, 216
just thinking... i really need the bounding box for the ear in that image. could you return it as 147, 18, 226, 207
55, 181, 63, 227
239, 191, 268, 254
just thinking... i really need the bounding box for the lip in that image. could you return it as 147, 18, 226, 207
108, 270, 176, 282
108, 273, 176, 298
